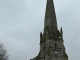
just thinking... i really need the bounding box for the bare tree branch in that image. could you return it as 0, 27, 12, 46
0, 43, 9, 60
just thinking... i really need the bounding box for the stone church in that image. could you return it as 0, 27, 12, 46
30, 0, 68, 60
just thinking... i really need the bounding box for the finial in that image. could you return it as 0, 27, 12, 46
60, 27, 63, 34
40, 32, 42, 38
60, 27, 63, 40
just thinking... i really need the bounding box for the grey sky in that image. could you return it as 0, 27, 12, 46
0, 0, 80, 60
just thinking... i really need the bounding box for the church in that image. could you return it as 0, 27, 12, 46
30, 0, 68, 60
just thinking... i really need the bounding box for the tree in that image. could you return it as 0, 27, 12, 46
0, 42, 9, 60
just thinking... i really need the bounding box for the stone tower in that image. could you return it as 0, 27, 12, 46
30, 0, 68, 60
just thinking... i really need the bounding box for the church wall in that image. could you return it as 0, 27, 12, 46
46, 39, 49, 47
63, 57, 68, 60
48, 38, 64, 57
40, 43, 44, 58
45, 55, 50, 60
50, 57, 64, 60
38, 58, 44, 60
57, 40, 63, 56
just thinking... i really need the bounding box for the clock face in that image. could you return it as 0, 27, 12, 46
55, 51, 57, 55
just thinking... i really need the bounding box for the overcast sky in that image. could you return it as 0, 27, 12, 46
0, 0, 80, 60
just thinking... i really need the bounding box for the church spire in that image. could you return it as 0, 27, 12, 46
44, 0, 57, 32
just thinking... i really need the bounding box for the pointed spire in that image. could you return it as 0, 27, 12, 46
44, 0, 57, 32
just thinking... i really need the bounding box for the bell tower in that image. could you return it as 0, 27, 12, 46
30, 0, 68, 60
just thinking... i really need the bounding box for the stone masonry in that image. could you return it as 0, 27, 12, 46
30, 0, 68, 60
